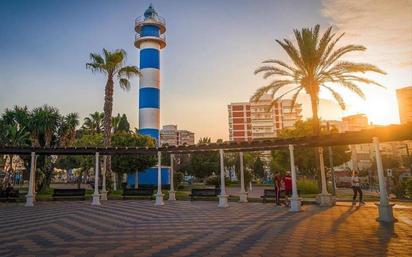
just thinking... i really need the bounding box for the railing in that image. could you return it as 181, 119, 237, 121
135, 33, 166, 42
135, 15, 166, 27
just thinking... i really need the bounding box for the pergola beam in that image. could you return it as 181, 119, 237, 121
1, 124, 411, 156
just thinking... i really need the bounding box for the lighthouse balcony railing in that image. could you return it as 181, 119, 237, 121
135, 33, 166, 42
135, 15, 166, 27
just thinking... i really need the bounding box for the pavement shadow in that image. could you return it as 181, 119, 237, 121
330, 204, 360, 234
375, 221, 397, 256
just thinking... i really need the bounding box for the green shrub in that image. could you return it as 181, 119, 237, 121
390, 177, 412, 199
405, 177, 412, 198
174, 171, 184, 189
297, 179, 320, 194
205, 175, 229, 187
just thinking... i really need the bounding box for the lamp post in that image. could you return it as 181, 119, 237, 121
239, 152, 248, 203
326, 122, 336, 196
168, 154, 176, 201
155, 151, 164, 206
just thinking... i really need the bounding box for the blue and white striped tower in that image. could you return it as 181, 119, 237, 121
135, 5, 166, 143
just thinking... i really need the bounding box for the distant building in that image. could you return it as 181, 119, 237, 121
227, 102, 252, 142
228, 95, 302, 142
160, 125, 195, 146
335, 113, 411, 171
341, 114, 369, 132
397, 86, 412, 124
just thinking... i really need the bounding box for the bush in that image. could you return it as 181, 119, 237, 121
297, 179, 320, 194
406, 178, 412, 198
390, 177, 412, 199
174, 171, 184, 189
205, 175, 229, 187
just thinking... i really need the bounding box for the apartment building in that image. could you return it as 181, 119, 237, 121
228, 95, 302, 142
160, 125, 195, 146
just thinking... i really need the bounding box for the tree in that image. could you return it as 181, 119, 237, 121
0, 105, 79, 191
82, 112, 104, 134
86, 49, 141, 175
272, 119, 351, 177
252, 25, 385, 136
187, 137, 219, 179
112, 113, 130, 133
253, 156, 265, 180
56, 133, 103, 189
111, 131, 156, 175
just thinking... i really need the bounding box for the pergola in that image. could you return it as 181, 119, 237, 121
1, 123, 411, 222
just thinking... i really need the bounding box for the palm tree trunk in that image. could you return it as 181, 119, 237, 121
310, 94, 320, 136
103, 76, 114, 184
309, 93, 322, 190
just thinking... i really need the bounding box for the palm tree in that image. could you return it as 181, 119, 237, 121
86, 49, 141, 173
252, 25, 385, 136
58, 113, 79, 147
82, 112, 104, 134
112, 113, 130, 133
30, 105, 60, 147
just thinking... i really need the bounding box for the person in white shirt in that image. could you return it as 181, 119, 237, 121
351, 171, 365, 205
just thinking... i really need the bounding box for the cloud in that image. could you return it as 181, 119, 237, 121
321, 0, 412, 69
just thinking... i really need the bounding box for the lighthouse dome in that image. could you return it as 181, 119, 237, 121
144, 4, 158, 20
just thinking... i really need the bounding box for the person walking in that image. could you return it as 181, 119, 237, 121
352, 171, 365, 205
274, 171, 282, 206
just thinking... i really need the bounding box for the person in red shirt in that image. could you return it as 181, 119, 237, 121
283, 171, 292, 207
274, 171, 282, 206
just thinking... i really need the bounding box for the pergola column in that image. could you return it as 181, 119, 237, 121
92, 152, 101, 206
218, 149, 229, 208
373, 137, 395, 222
155, 151, 164, 206
288, 145, 301, 212
101, 156, 108, 201
25, 152, 36, 207
168, 154, 176, 201
316, 147, 335, 206
112, 172, 117, 191
239, 152, 248, 203
134, 170, 139, 189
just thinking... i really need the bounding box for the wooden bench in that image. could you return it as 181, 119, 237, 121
0, 189, 19, 202
261, 189, 301, 203
122, 188, 154, 200
189, 188, 220, 201
261, 189, 285, 203
52, 189, 86, 201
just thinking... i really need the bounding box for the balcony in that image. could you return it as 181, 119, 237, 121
135, 33, 166, 49
135, 15, 166, 34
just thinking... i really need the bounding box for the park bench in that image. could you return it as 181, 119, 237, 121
52, 188, 86, 201
122, 188, 154, 200
0, 189, 19, 202
261, 189, 285, 203
261, 189, 302, 203
189, 188, 220, 201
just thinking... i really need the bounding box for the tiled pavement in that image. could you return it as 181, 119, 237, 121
0, 201, 411, 257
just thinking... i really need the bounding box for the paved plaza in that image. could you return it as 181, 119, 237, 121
1, 201, 411, 257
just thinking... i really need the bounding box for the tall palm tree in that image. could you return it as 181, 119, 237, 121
82, 112, 104, 134
86, 49, 141, 173
252, 25, 385, 136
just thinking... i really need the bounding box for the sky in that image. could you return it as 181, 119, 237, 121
0, 0, 411, 141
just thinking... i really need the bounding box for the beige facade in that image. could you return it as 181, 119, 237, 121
160, 125, 195, 146
397, 86, 412, 124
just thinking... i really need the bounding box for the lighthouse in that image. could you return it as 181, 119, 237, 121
135, 4, 166, 143
128, 5, 169, 196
